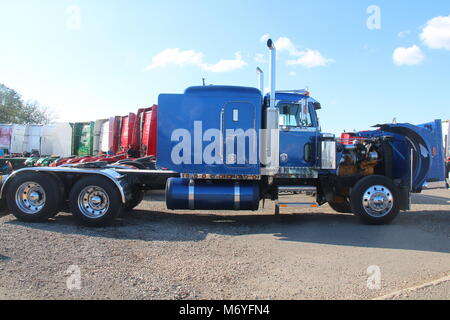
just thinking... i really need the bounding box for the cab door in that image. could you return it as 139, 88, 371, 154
278, 99, 319, 170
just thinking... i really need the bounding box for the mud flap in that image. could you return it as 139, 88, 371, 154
398, 185, 410, 211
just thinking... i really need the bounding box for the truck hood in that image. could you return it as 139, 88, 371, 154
376, 120, 445, 190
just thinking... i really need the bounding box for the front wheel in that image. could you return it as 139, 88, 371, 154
350, 175, 400, 225
69, 176, 123, 227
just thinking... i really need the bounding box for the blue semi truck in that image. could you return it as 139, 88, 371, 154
0, 39, 446, 226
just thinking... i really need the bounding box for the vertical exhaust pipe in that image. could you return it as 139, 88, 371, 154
267, 39, 276, 111
256, 67, 264, 94
263, 39, 279, 177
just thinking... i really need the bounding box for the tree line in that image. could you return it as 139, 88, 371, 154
0, 83, 54, 125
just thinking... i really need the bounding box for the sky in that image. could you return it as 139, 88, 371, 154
0, 0, 449, 135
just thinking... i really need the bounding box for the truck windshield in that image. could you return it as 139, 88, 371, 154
278, 102, 313, 128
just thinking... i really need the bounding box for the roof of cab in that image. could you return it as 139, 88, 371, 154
185, 85, 261, 97
273, 92, 318, 104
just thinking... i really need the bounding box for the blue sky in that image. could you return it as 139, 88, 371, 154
0, 0, 449, 134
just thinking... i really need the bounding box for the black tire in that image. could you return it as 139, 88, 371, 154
124, 190, 145, 211
69, 176, 123, 227
328, 200, 352, 213
6, 172, 62, 222
0, 198, 8, 216
350, 175, 400, 225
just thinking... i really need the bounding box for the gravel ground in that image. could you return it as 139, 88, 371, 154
0, 188, 449, 300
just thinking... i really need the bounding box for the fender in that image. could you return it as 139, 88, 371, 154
0, 167, 128, 203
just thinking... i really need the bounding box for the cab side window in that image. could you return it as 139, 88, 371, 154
278, 102, 313, 128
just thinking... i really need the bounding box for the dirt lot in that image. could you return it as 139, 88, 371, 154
0, 188, 449, 300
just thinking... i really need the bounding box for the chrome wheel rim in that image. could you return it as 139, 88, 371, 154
362, 185, 394, 217
78, 186, 110, 219
15, 182, 46, 214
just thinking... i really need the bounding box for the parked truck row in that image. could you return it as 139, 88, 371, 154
0, 39, 447, 227
0, 105, 158, 170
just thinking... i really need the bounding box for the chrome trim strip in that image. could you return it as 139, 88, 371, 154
0, 167, 127, 203
234, 182, 240, 210
115, 169, 178, 174
181, 173, 261, 181
188, 179, 195, 210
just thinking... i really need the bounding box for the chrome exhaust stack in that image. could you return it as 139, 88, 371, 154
267, 39, 277, 111
261, 39, 280, 177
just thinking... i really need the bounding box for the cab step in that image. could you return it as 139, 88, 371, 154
275, 185, 318, 215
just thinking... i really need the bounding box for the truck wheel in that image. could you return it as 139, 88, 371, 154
69, 176, 123, 227
0, 198, 8, 216
6, 173, 62, 222
350, 175, 400, 225
328, 200, 352, 213
125, 190, 145, 211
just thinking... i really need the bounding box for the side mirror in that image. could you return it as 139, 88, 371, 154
313, 102, 322, 110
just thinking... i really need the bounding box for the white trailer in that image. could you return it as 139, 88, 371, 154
100, 120, 110, 154
41, 123, 72, 157
93, 119, 108, 155
9, 125, 28, 154
0, 125, 12, 152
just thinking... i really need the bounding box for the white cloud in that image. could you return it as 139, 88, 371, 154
420, 15, 450, 50
146, 49, 246, 72
275, 37, 298, 55
273, 37, 334, 68
287, 49, 334, 68
260, 33, 270, 43
398, 30, 410, 38
202, 52, 247, 72
393, 45, 425, 66
288, 71, 296, 76
146, 48, 204, 69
